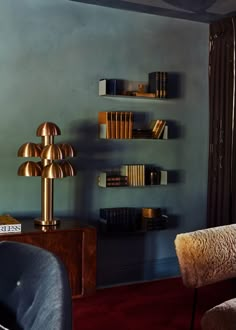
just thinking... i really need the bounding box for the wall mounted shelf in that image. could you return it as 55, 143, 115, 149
98, 111, 168, 140
99, 207, 168, 234
98, 72, 171, 235
99, 74, 168, 99
97, 166, 168, 188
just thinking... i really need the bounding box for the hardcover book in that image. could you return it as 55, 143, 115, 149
162, 72, 168, 98
156, 120, 167, 139
0, 215, 21, 234
98, 79, 124, 96
124, 112, 130, 139
98, 111, 111, 139
111, 112, 116, 139
115, 112, 120, 139
128, 112, 133, 139
120, 112, 125, 139
151, 120, 166, 139
148, 72, 160, 97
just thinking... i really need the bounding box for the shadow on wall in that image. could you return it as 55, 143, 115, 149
168, 72, 183, 99
70, 119, 125, 223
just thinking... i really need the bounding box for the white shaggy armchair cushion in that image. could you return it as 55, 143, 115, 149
201, 298, 236, 330
175, 224, 236, 288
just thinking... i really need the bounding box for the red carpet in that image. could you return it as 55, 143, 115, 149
73, 277, 236, 330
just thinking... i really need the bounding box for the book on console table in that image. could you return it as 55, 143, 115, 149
0, 214, 21, 234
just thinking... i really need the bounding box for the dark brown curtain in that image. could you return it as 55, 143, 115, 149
207, 17, 236, 227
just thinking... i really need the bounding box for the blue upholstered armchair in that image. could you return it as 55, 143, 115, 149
0, 241, 72, 330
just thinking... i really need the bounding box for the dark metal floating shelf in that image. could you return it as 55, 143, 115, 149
99, 207, 168, 235
100, 94, 168, 100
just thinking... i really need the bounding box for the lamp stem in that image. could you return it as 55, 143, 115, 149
41, 177, 53, 222
35, 135, 59, 226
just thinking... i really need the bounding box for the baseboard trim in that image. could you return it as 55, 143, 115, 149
97, 256, 180, 287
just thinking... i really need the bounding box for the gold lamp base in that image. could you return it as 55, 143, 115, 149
34, 218, 60, 226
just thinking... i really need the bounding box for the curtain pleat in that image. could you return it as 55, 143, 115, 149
231, 18, 236, 222
207, 17, 235, 227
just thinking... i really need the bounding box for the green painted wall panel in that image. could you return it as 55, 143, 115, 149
0, 0, 209, 285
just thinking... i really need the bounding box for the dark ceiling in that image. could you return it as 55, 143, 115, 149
70, 0, 236, 23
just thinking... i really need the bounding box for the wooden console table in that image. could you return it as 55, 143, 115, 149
0, 219, 97, 298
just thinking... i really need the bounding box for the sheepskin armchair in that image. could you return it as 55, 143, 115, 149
175, 224, 236, 330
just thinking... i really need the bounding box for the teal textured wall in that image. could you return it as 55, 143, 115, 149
0, 0, 209, 286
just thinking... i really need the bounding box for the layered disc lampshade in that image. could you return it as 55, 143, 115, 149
60, 161, 76, 177
36, 122, 61, 136
18, 161, 42, 176
17, 143, 42, 157
41, 144, 63, 160
58, 143, 76, 158
42, 163, 64, 179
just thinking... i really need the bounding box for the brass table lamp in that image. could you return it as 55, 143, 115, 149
17, 122, 76, 226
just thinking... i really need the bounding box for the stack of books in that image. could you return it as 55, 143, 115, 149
0, 215, 21, 234
98, 172, 128, 187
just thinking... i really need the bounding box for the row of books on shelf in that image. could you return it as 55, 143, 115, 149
148, 72, 168, 99
99, 71, 168, 99
99, 207, 168, 233
98, 111, 133, 139
0, 215, 21, 234
98, 165, 168, 187
98, 111, 168, 140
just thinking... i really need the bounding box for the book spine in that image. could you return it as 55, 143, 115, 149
99, 79, 107, 96
129, 112, 133, 139
162, 125, 168, 139
124, 112, 129, 139
152, 120, 161, 138
162, 72, 167, 98
115, 112, 120, 139
156, 120, 166, 139
120, 112, 125, 139
159, 72, 163, 98
0, 224, 21, 233
148, 72, 160, 98
98, 111, 111, 139
106, 180, 128, 187
110, 112, 116, 139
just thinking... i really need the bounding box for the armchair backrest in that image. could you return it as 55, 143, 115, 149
0, 241, 72, 330
175, 224, 236, 288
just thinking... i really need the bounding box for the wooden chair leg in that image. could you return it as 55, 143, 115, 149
190, 288, 198, 330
